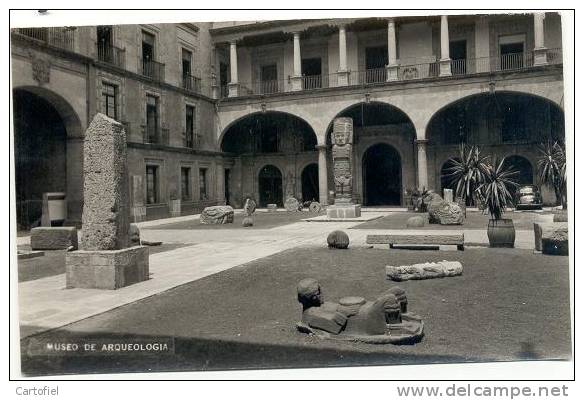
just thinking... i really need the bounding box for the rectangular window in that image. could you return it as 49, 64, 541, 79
182, 49, 192, 76
146, 95, 158, 143
185, 105, 195, 148
142, 31, 156, 77
199, 168, 207, 201
365, 46, 388, 83
146, 165, 159, 204
97, 26, 113, 63
101, 82, 117, 120
181, 167, 191, 201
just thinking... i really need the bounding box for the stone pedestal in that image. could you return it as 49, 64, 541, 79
533, 47, 548, 66
290, 75, 302, 91
337, 70, 349, 86
386, 64, 399, 81
439, 59, 452, 76
326, 204, 361, 219
227, 82, 239, 97
66, 246, 149, 290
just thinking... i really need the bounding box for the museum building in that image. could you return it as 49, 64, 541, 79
11, 13, 565, 228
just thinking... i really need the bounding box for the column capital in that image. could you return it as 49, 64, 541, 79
229, 39, 238, 46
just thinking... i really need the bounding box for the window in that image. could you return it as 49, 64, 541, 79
142, 31, 156, 76
260, 64, 278, 94
301, 58, 322, 89
146, 95, 158, 143
101, 82, 117, 120
199, 168, 208, 200
146, 165, 159, 204
185, 105, 195, 148
365, 46, 388, 83
449, 40, 467, 75
181, 167, 191, 201
97, 26, 113, 63
182, 48, 192, 82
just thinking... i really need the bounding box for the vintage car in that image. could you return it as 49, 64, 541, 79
514, 185, 543, 210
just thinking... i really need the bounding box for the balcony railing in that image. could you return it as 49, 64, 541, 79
97, 42, 126, 68
182, 73, 202, 93
142, 125, 169, 145
15, 27, 75, 51
141, 58, 165, 82
217, 48, 561, 99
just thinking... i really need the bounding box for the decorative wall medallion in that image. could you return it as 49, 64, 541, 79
30, 52, 50, 85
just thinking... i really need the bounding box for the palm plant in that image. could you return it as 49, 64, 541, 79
443, 143, 490, 206
476, 158, 519, 220
537, 141, 567, 209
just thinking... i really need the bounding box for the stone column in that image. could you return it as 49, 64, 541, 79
474, 16, 490, 73
439, 15, 452, 76
337, 25, 349, 86
228, 40, 239, 97
215, 158, 225, 205
291, 32, 303, 91
533, 13, 548, 65
316, 144, 328, 206
386, 18, 399, 81
416, 139, 429, 190
211, 46, 220, 99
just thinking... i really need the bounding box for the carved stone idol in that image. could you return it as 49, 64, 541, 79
331, 117, 354, 204
296, 278, 424, 344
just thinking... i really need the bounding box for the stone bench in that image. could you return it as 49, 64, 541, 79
366, 233, 465, 251
30, 227, 78, 250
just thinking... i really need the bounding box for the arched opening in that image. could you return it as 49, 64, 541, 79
326, 102, 416, 205
258, 165, 283, 207
362, 143, 402, 206
301, 163, 319, 203
13, 88, 69, 229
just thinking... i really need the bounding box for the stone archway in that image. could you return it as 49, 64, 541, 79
13, 88, 82, 229
301, 163, 319, 203
362, 143, 402, 206
502, 155, 534, 199
258, 165, 283, 207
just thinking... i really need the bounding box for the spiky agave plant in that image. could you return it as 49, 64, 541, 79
476, 158, 519, 220
443, 143, 490, 206
537, 141, 567, 209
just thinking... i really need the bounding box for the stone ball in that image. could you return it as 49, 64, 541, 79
327, 230, 350, 249
406, 215, 426, 228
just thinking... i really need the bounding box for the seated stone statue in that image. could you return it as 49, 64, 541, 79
296, 278, 424, 344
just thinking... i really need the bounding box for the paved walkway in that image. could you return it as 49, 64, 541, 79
18, 211, 535, 338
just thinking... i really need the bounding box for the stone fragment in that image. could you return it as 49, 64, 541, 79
406, 215, 426, 228
542, 225, 569, 256
386, 261, 463, 281
200, 205, 234, 224
534, 222, 568, 252
327, 230, 350, 249
285, 197, 300, 212
30, 227, 78, 250
428, 200, 464, 225
81, 113, 129, 250
309, 201, 322, 213
243, 198, 256, 216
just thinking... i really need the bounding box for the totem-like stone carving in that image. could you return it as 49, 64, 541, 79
386, 261, 463, 281
332, 117, 354, 204
243, 198, 256, 216
296, 278, 424, 344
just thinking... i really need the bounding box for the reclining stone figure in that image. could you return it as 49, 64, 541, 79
296, 278, 424, 344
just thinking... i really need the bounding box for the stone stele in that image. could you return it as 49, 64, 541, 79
81, 113, 129, 250
200, 205, 234, 224
386, 261, 463, 281
66, 113, 149, 290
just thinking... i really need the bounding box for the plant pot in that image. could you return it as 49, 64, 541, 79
487, 218, 515, 248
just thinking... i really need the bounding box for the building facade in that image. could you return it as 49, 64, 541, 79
11, 13, 565, 228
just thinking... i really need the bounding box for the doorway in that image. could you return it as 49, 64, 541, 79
301, 163, 319, 203
362, 143, 402, 206
258, 165, 283, 207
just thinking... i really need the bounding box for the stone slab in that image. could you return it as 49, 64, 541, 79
326, 204, 361, 219
30, 227, 78, 250
386, 261, 463, 281
541, 225, 569, 256
367, 233, 464, 249
66, 246, 149, 290
534, 222, 568, 252
18, 250, 45, 260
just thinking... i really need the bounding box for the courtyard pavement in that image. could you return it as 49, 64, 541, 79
17, 209, 537, 339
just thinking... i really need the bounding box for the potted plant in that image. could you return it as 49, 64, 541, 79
443, 143, 489, 216
168, 189, 181, 218
476, 158, 519, 248
537, 140, 567, 210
